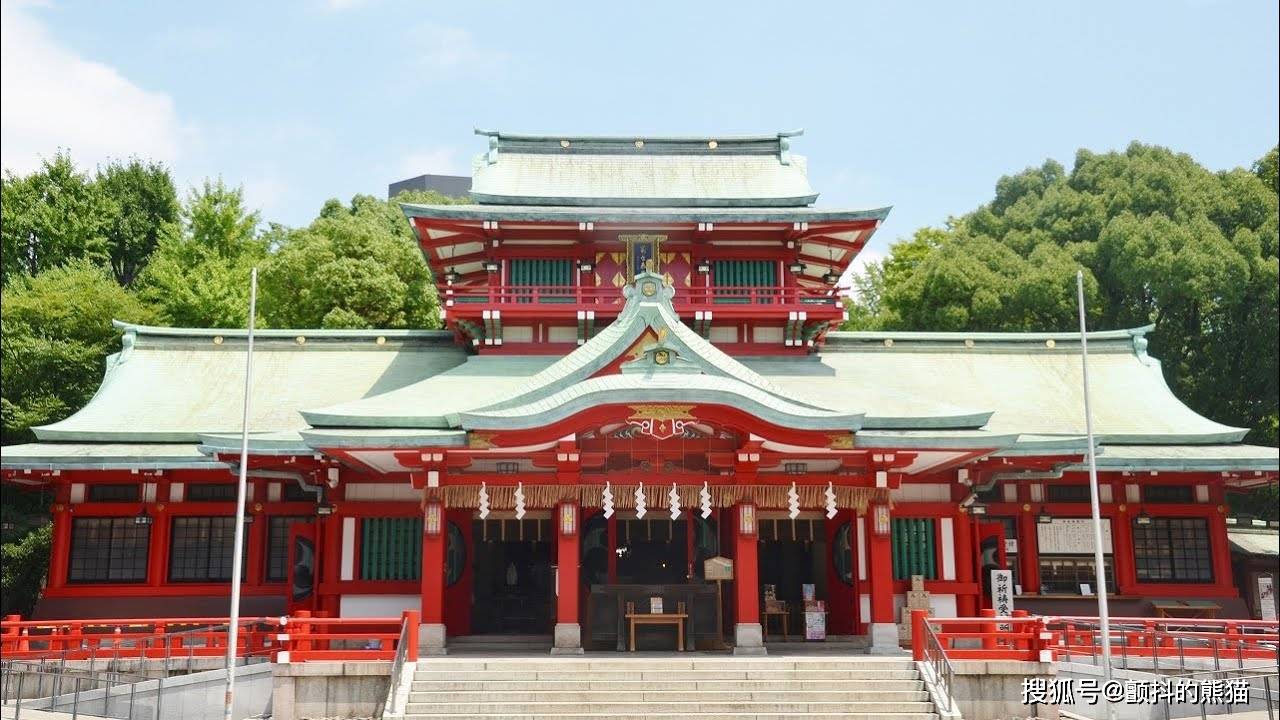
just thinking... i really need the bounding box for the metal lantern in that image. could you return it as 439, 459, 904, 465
443, 268, 461, 284
738, 503, 757, 536
559, 503, 577, 536
424, 502, 443, 536
872, 504, 891, 536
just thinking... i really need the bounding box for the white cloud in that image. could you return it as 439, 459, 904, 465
0, 0, 187, 175
324, 0, 371, 9
397, 146, 467, 179
414, 23, 503, 72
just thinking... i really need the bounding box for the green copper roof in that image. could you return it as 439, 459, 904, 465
401, 202, 892, 224
469, 130, 818, 207
759, 325, 1249, 445
1065, 444, 1279, 472
305, 271, 843, 429
462, 373, 863, 432
1, 442, 224, 471
34, 322, 466, 443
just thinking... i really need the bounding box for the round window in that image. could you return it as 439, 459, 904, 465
444, 522, 466, 587
832, 521, 853, 585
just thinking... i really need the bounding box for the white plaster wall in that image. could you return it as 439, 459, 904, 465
340, 594, 421, 618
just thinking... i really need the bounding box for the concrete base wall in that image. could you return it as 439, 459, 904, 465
950, 660, 1059, 720
30, 662, 273, 720
271, 661, 391, 720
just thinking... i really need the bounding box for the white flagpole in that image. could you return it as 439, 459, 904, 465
224, 268, 258, 720
1076, 270, 1115, 707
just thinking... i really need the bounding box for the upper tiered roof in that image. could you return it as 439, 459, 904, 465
469, 130, 818, 207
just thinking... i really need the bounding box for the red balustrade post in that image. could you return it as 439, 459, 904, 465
1013, 610, 1029, 651
0, 615, 20, 653
911, 609, 927, 661
295, 610, 312, 654
980, 608, 997, 651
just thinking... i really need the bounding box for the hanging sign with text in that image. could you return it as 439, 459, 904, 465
991, 569, 1014, 630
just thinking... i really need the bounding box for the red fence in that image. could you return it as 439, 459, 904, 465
446, 284, 838, 307
0, 611, 418, 664
912, 609, 1280, 664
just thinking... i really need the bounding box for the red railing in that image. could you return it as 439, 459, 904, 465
0, 611, 418, 664
911, 610, 1280, 664
1043, 615, 1279, 663
445, 284, 839, 307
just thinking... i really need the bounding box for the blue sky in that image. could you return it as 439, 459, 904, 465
2, 0, 1277, 266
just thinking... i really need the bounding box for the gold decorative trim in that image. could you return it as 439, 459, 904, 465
467, 432, 497, 449
827, 433, 855, 449
627, 404, 696, 421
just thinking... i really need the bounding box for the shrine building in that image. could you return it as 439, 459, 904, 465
2, 130, 1277, 655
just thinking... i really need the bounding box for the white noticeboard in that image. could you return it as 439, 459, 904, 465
1036, 518, 1113, 554
1259, 576, 1277, 621
991, 569, 1014, 630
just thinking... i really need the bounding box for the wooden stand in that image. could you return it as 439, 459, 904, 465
625, 601, 688, 651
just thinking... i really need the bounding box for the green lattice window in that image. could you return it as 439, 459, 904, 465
712, 260, 777, 304
510, 259, 574, 303
360, 517, 422, 581
891, 518, 936, 580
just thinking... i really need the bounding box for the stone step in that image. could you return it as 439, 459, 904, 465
403, 701, 939, 715
408, 689, 932, 703
413, 659, 917, 672
409, 666, 921, 676
410, 678, 925, 692
399, 707, 942, 712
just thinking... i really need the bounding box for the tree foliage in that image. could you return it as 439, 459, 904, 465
1, 261, 158, 444
847, 143, 1279, 445
136, 179, 267, 328
1, 153, 113, 284
96, 158, 181, 285
258, 190, 461, 329
0, 523, 51, 617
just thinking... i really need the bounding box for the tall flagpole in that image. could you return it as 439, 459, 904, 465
224, 268, 258, 720
1076, 270, 1115, 711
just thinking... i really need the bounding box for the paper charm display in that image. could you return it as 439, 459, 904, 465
787, 481, 800, 520
699, 481, 712, 519
635, 482, 647, 519
669, 482, 682, 520
825, 481, 838, 519
478, 482, 490, 519
602, 481, 615, 519
513, 482, 526, 520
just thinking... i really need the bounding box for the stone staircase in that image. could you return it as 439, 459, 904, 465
399, 656, 948, 719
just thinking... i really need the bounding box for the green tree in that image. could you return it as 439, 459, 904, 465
1, 261, 157, 444
0, 153, 112, 284
853, 142, 1279, 444
0, 524, 51, 617
259, 191, 462, 329
95, 158, 181, 286
136, 179, 267, 327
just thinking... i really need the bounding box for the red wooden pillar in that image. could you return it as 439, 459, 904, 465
552, 502, 583, 654
954, 509, 976, 616
1017, 507, 1040, 595
147, 506, 170, 587
1111, 507, 1138, 593
866, 505, 897, 652
1208, 501, 1234, 593
732, 503, 764, 654
420, 501, 446, 654
48, 498, 72, 591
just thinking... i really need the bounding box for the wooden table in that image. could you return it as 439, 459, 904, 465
762, 609, 789, 641
626, 601, 688, 651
